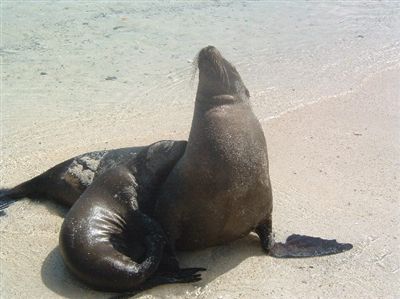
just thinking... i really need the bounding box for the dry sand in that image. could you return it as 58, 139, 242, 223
1, 2, 400, 299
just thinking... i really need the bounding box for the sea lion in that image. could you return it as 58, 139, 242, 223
1, 46, 352, 295
154, 46, 273, 253
59, 140, 205, 292
0, 146, 146, 208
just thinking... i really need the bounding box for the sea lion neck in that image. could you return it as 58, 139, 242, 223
194, 92, 240, 107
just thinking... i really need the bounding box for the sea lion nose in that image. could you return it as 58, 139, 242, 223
202, 45, 218, 54
198, 46, 222, 66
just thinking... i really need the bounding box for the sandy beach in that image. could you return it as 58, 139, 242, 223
1, 1, 399, 298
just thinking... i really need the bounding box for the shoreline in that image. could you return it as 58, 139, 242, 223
1, 67, 399, 298
260, 63, 400, 124
3, 1, 400, 186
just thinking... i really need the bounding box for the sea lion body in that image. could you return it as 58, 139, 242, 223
1, 146, 145, 207
60, 140, 204, 292
155, 46, 273, 251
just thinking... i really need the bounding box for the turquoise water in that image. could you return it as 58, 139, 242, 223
2, 1, 400, 145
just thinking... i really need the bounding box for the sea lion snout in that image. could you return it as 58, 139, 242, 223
197, 46, 222, 66
196, 46, 249, 101
197, 46, 225, 79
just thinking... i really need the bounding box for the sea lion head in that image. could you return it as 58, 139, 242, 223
196, 46, 250, 103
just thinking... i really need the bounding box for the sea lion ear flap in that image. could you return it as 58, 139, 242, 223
245, 88, 250, 98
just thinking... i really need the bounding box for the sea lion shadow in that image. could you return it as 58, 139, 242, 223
40, 237, 263, 299
40, 235, 353, 298
41, 247, 113, 299
178, 234, 265, 286
133, 235, 265, 298
178, 233, 353, 285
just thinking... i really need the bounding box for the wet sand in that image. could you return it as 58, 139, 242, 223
1, 1, 400, 298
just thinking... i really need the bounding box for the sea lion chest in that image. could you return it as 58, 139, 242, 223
175, 103, 271, 249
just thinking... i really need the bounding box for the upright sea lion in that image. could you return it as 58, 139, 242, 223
153, 46, 352, 258
154, 46, 273, 252
59, 140, 204, 292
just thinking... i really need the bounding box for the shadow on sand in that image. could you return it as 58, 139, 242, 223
40, 235, 266, 299
41, 247, 115, 299
41, 233, 352, 298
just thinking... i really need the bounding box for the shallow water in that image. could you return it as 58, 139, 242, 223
1, 1, 400, 166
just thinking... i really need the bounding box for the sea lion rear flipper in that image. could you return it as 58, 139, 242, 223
0, 183, 32, 216
0, 196, 15, 216
0, 155, 97, 214
0, 183, 30, 200
0, 171, 53, 216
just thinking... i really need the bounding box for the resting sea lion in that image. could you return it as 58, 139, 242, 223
154, 46, 273, 253
0, 146, 146, 208
59, 140, 204, 292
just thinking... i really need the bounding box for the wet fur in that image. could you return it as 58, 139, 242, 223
0, 147, 145, 212
59, 140, 204, 292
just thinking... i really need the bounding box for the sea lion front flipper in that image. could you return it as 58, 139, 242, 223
157, 236, 207, 277
152, 267, 205, 286
269, 234, 353, 258
255, 218, 274, 253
